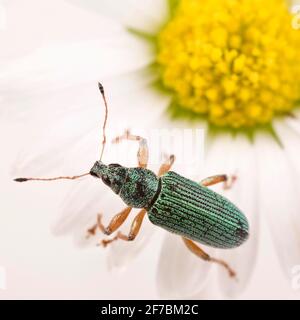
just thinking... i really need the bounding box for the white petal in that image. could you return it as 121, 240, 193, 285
2, 36, 153, 115
255, 131, 300, 280
275, 119, 300, 178
3, 0, 171, 268
157, 134, 244, 299
52, 170, 156, 266
11, 66, 165, 176
49, 85, 171, 266
1, 0, 156, 61
67, 0, 168, 33
0, 0, 51, 60
207, 135, 258, 297
11, 107, 104, 182
284, 112, 300, 136
107, 214, 155, 269
52, 178, 109, 241
196, 134, 258, 297
157, 233, 212, 298
10, 64, 171, 267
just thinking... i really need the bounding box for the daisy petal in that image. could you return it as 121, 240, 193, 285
275, 120, 300, 178
157, 233, 212, 299
284, 112, 300, 136
51, 158, 156, 267
67, 0, 168, 33
11, 66, 164, 177
199, 134, 258, 297
12, 72, 169, 268
210, 136, 258, 297
11, 103, 99, 177
255, 131, 300, 281
2, 35, 153, 114
52, 178, 108, 242
106, 214, 155, 269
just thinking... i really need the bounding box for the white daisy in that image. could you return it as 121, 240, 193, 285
4, 0, 300, 299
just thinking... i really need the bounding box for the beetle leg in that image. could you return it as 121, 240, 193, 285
157, 154, 175, 177
200, 174, 237, 190
182, 237, 236, 278
112, 129, 148, 168
86, 206, 132, 238
100, 209, 147, 247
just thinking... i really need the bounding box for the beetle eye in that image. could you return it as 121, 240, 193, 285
90, 171, 98, 178
101, 175, 111, 186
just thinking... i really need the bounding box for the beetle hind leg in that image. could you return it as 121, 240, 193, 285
200, 174, 237, 190
182, 237, 236, 278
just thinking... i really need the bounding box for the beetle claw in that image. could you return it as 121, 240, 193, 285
104, 227, 111, 235
223, 174, 237, 190
86, 225, 97, 239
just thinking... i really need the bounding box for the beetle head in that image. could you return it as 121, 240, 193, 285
90, 161, 127, 194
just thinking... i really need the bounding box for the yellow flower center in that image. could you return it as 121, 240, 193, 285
156, 0, 300, 129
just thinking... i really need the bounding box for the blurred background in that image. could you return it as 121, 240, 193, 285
1, 0, 300, 299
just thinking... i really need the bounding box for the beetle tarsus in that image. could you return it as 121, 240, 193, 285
223, 174, 237, 190
86, 225, 98, 239
182, 237, 238, 279
99, 232, 121, 247
210, 257, 237, 279
104, 227, 112, 236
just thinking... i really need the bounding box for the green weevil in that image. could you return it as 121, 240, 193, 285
15, 83, 249, 278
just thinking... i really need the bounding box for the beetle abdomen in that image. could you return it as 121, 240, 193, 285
147, 171, 249, 249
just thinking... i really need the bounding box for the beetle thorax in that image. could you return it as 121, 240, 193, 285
119, 167, 159, 208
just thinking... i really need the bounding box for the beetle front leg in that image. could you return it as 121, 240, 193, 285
200, 174, 237, 190
86, 206, 132, 238
112, 130, 149, 168
182, 237, 236, 278
100, 209, 147, 247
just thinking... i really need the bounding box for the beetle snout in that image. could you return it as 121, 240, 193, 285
89, 161, 108, 179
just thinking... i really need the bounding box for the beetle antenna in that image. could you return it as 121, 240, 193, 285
14, 82, 108, 183
14, 172, 90, 183
98, 82, 108, 161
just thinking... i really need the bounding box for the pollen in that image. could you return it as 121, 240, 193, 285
156, 0, 300, 129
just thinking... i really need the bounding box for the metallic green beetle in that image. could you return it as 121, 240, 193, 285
15, 83, 249, 278
89, 160, 249, 251
88, 135, 248, 278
